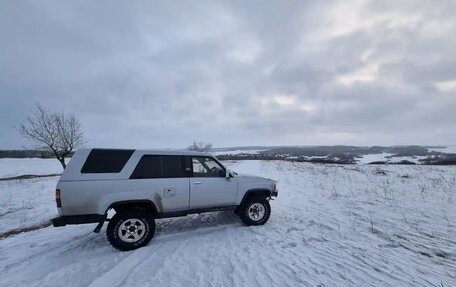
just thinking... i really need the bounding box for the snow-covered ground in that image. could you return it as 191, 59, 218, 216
1, 159, 455, 286
211, 149, 266, 156
0, 176, 58, 233
356, 153, 431, 164
428, 145, 456, 154
357, 152, 393, 164
212, 146, 456, 164
0, 158, 62, 178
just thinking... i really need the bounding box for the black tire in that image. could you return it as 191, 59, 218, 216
239, 197, 271, 226
107, 209, 155, 251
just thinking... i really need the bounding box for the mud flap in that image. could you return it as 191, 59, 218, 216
93, 214, 108, 233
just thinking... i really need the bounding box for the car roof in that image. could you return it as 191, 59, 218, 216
78, 148, 213, 157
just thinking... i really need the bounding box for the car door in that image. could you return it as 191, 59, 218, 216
130, 155, 190, 211
189, 156, 238, 209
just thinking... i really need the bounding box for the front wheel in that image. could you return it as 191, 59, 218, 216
107, 209, 155, 251
239, 197, 271, 226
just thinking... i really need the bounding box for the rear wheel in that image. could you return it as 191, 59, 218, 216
239, 197, 271, 226
107, 209, 155, 251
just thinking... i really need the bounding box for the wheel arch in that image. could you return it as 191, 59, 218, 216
107, 200, 159, 216
240, 188, 271, 206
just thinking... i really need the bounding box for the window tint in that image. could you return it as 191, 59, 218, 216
162, 156, 184, 178
130, 155, 185, 179
192, 157, 225, 178
81, 149, 134, 173
130, 155, 161, 179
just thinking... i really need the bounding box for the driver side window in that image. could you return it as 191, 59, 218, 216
192, 157, 225, 178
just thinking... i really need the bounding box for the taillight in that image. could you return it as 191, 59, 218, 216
56, 189, 62, 208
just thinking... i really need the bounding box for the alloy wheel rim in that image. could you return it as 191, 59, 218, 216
248, 203, 265, 221
118, 218, 146, 243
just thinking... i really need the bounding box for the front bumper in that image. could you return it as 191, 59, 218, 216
271, 190, 278, 197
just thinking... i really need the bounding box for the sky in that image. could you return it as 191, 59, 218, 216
1, 0, 455, 149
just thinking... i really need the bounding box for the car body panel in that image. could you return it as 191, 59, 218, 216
189, 177, 238, 208
56, 149, 277, 218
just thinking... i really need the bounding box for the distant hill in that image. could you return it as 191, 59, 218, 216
0, 150, 56, 158
215, 145, 456, 165
1, 146, 455, 165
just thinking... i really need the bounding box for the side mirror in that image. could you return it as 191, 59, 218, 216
225, 168, 230, 179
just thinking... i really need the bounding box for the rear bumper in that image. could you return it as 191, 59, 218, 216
51, 216, 67, 227
51, 214, 104, 227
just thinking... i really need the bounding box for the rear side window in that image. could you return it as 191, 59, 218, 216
130, 155, 185, 179
162, 156, 184, 178
81, 149, 134, 173
130, 155, 161, 179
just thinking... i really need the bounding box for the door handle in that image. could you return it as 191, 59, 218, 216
193, 181, 203, 184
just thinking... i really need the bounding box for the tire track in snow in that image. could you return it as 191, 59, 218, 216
87, 243, 163, 287
0, 220, 52, 240
1, 227, 98, 273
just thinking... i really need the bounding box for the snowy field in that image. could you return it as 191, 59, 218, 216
1, 159, 455, 286
211, 149, 266, 156
428, 145, 456, 154
356, 153, 430, 164
212, 145, 456, 164
0, 158, 62, 178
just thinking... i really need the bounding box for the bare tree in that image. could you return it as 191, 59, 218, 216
17, 104, 85, 169
187, 141, 213, 153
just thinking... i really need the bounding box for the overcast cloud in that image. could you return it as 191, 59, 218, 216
1, 0, 455, 149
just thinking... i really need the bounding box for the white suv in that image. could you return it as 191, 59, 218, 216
52, 148, 278, 251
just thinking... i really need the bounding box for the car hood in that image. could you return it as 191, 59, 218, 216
235, 173, 276, 183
